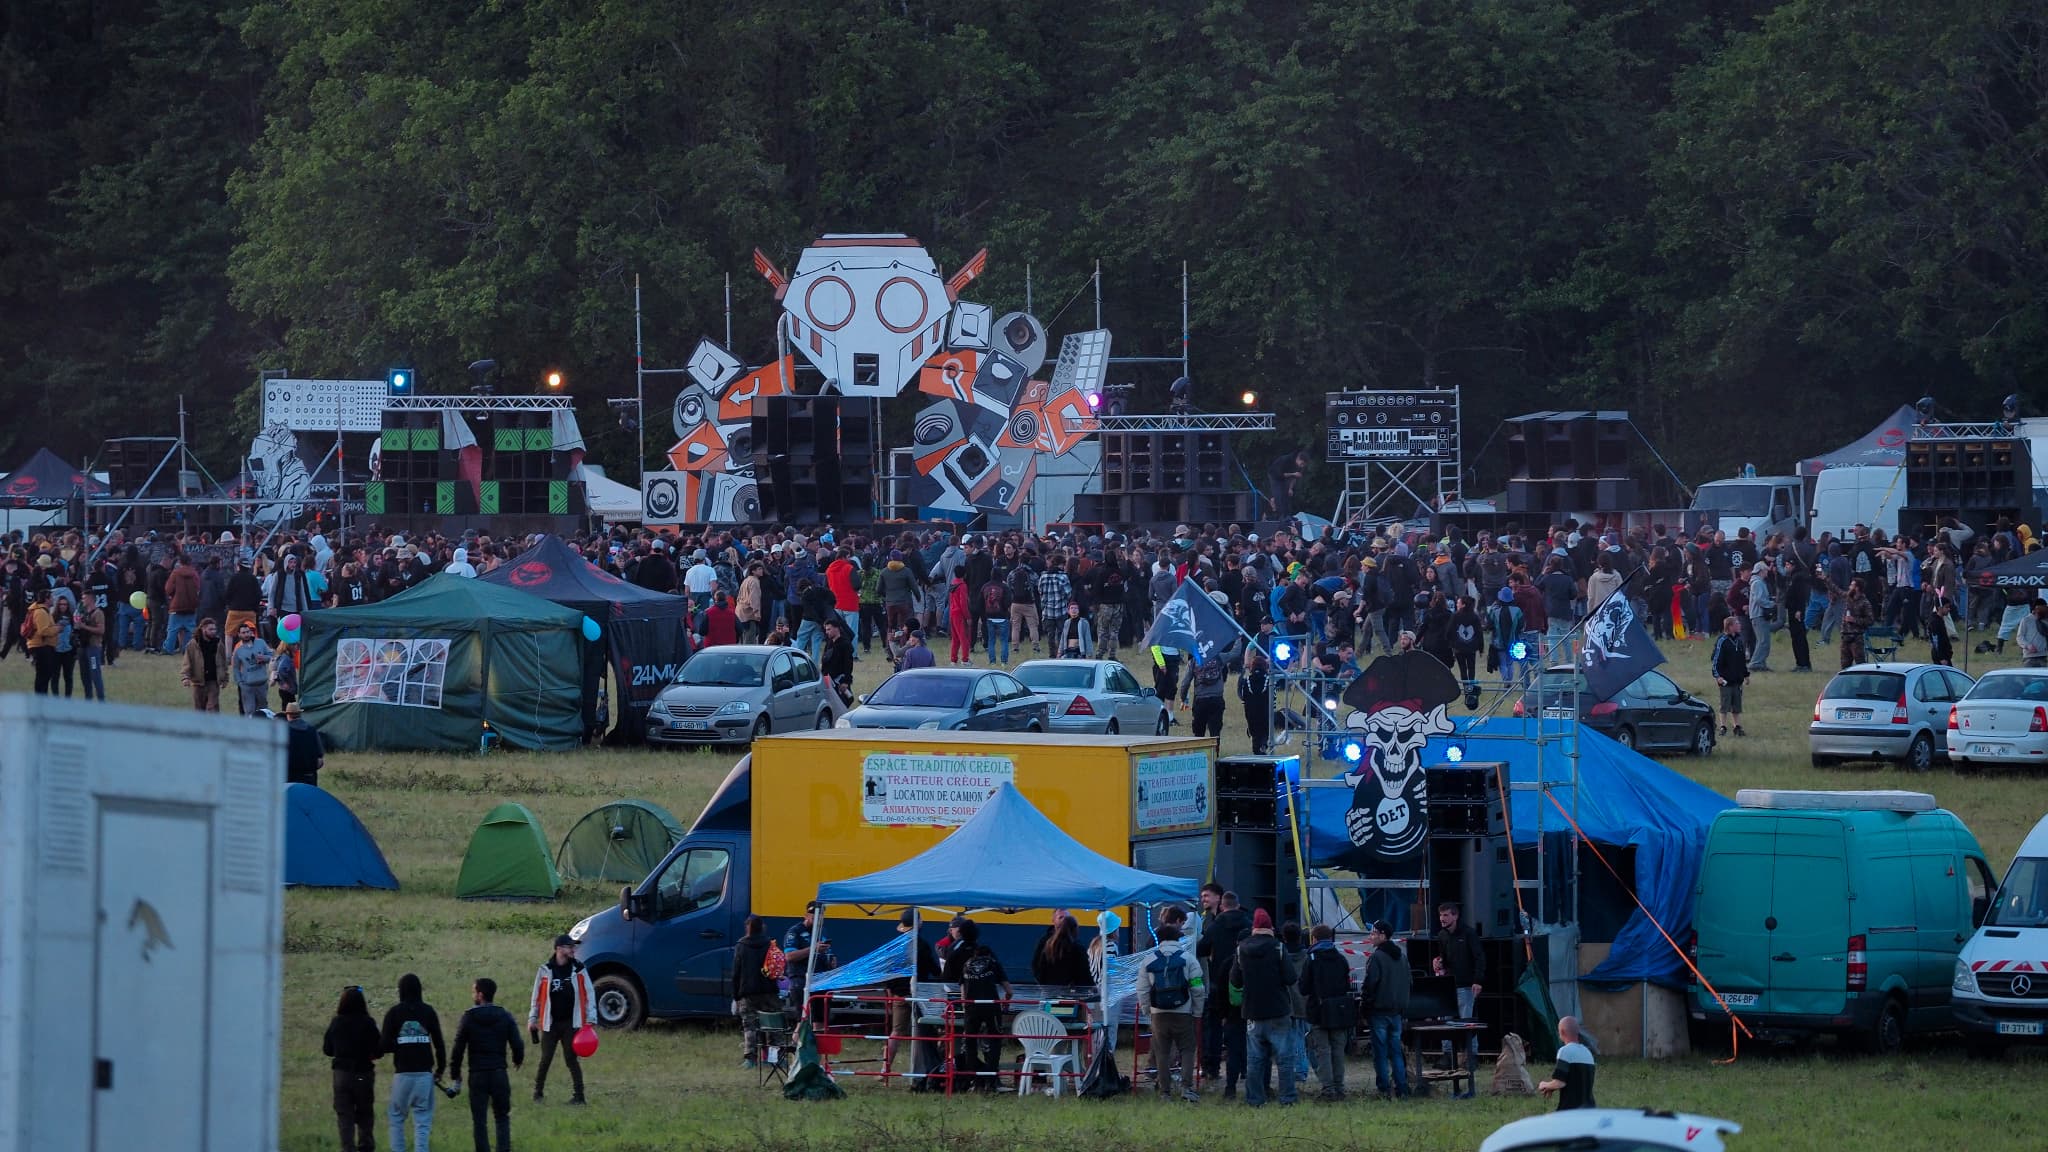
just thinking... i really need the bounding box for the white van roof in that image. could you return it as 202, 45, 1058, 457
2019, 813, 2048, 858
1736, 789, 1937, 813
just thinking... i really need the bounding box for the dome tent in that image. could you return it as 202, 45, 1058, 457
555, 799, 685, 884
456, 802, 561, 900
284, 783, 399, 889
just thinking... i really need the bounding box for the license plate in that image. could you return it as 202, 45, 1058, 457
1720, 993, 1759, 1007
1838, 709, 1871, 721
1543, 708, 1576, 721
1997, 1021, 2043, 1036
682, 720, 709, 730
1971, 743, 2004, 755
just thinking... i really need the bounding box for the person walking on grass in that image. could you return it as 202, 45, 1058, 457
1839, 581, 1876, 669
528, 934, 594, 1105
451, 977, 524, 1152
231, 620, 273, 716
380, 974, 446, 1152
179, 615, 223, 712
323, 986, 383, 1152
1711, 613, 1749, 737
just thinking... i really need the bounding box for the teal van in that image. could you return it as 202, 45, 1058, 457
1690, 789, 1995, 1053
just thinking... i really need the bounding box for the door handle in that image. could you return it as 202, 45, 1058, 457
699, 929, 724, 940
1771, 952, 1796, 962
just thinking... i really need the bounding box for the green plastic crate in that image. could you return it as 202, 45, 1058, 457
435, 482, 455, 515
547, 480, 568, 515
478, 480, 499, 515
365, 481, 385, 516
525, 428, 553, 451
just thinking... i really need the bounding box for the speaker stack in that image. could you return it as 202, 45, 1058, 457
1503, 412, 1636, 515
1423, 763, 1516, 936
1211, 755, 1301, 926
750, 396, 875, 524
1901, 435, 2032, 537
367, 412, 472, 517
365, 411, 587, 520
1075, 430, 1256, 527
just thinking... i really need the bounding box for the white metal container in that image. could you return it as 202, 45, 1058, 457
0, 695, 284, 1152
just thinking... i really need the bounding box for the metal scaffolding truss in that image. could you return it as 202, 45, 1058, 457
385, 394, 573, 412
1064, 413, 1276, 433
1914, 421, 2018, 439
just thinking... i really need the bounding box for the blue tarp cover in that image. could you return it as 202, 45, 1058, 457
816, 783, 1200, 911
1303, 718, 1731, 987
285, 782, 400, 889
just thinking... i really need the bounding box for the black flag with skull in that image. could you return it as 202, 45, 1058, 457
1340, 650, 1462, 863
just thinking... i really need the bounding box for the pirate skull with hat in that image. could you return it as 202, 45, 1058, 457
1340, 650, 1461, 862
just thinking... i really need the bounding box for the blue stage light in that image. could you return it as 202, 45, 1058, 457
1274, 640, 1294, 664
1510, 640, 1528, 661
1342, 740, 1364, 764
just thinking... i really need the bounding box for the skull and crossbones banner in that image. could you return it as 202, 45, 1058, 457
1334, 651, 1462, 864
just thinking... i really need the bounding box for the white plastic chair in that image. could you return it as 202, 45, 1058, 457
1012, 1009, 1078, 1097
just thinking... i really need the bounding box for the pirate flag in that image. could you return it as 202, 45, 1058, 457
1340, 650, 1461, 863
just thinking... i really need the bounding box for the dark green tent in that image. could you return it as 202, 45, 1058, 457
300, 574, 594, 752
556, 799, 685, 884
456, 802, 561, 900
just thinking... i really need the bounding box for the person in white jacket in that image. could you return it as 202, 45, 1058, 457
1136, 920, 1206, 1102
527, 935, 595, 1105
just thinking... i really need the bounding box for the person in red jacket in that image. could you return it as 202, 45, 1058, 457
947, 565, 972, 664
695, 591, 740, 649
826, 550, 861, 654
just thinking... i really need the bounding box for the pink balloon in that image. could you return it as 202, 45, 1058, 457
281, 613, 302, 633
571, 1025, 599, 1058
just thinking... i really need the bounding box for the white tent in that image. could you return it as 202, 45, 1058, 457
579, 468, 641, 521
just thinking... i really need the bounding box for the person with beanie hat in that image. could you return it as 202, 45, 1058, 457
380, 974, 447, 1152
527, 934, 594, 1105
1231, 908, 1299, 1106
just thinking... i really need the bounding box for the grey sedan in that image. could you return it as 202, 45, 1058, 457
836, 667, 1049, 732
1013, 659, 1171, 735
646, 645, 840, 746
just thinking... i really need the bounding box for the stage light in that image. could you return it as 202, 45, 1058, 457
1342, 740, 1364, 765
1086, 391, 1102, 411
388, 368, 412, 394
1323, 698, 1338, 713
1446, 742, 1466, 763
1273, 640, 1294, 665
546, 370, 564, 389
1510, 640, 1528, 661
1240, 389, 1258, 407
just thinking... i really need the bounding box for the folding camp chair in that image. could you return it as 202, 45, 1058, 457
754, 1010, 796, 1086
1862, 625, 1900, 662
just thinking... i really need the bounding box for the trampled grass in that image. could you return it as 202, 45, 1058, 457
4, 628, 2043, 1151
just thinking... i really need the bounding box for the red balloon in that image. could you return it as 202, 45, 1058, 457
571, 1025, 599, 1058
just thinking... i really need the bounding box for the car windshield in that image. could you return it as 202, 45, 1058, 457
1823, 671, 1905, 702
1966, 673, 2048, 702
1016, 666, 1095, 691
1987, 858, 2048, 928
677, 652, 768, 688
866, 675, 970, 709
1692, 482, 1772, 516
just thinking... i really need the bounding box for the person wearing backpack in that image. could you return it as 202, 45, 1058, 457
957, 943, 1012, 1092
979, 574, 1011, 665
1137, 921, 1205, 1102
1298, 924, 1357, 1100
1179, 626, 1240, 741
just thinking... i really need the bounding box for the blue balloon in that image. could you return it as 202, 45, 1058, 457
582, 616, 602, 642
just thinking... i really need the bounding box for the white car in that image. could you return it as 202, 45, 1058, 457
1481, 1109, 1741, 1152
1949, 668, 2048, 770
1012, 659, 1171, 735
1952, 811, 2048, 1050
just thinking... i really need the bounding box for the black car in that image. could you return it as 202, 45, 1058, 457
1515, 665, 1716, 755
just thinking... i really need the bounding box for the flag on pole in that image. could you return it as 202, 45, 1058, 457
1582, 591, 1668, 703
1140, 579, 1239, 667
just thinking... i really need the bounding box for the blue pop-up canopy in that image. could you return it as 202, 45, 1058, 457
1304, 717, 1732, 987
816, 782, 1199, 911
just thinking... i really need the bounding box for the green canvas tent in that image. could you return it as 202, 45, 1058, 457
300, 573, 596, 753
556, 799, 686, 884
456, 802, 561, 900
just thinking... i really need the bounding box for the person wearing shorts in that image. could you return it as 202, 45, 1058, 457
1711, 614, 1749, 737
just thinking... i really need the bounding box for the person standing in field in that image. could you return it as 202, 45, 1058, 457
323, 985, 383, 1152
450, 977, 524, 1152
527, 934, 594, 1105
380, 973, 446, 1152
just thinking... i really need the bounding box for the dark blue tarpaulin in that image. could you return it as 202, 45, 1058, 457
1303, 718, 1731, 987
816, 783, 1199, 911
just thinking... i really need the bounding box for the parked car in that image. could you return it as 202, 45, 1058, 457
1481, 1109, 1742, 1152
1690, 789, 1995, 1053
836, 667, 1049, 732
1808, 663, 1974, 771
1013, 659, 1171, 735
1951, 810, 2048, 1052
1514, 665, 1715, 755
1949, 668, 2048, 771
646, 645, 839, 746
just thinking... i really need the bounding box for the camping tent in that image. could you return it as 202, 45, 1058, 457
816, 782, 1200, 910
556, 799, 685, 883
299, 573, 595, 752
284, 783, 400, 889
1303, 717, 1732, 987
457, 802, 561, 900
2, 447, 105, 509
580, 470, 641, 521
1800, 405, 1918, 475
476, 535, 692, 742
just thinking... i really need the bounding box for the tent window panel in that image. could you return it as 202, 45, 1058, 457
336, 635, 453, 710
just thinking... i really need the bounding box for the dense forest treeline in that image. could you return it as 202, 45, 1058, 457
4, 0, 2045, 505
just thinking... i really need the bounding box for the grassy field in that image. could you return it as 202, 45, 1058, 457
5, 629, 2044, 1151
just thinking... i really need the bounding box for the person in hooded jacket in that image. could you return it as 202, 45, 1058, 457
324, 985, 383, 1152
380, 973, 446, 1152
444, 547, 476, 578
731, 915, 783, 1066
1298, 924, 1356, 1100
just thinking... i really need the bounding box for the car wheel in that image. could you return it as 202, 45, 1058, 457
1104, 719, 1120, 735
1613, 726, 1636, 750
1906, 731, 1934, 772
1027, 721, 1043, 733
1869, 996, 1906, 1056
1691, 720, 1715, 756
1811, 753, 1839, 768
815, 710, 832, 730
1155, 711, 1171, 735
592, 973, 646, 1030
751, 716, 770, 742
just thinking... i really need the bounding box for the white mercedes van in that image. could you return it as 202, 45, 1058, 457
1952, 812, 2048, 1051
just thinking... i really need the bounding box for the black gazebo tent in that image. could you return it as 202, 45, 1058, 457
3, 448, 105, 510
1979, 547, 2048, 589
478, 535, 693, 742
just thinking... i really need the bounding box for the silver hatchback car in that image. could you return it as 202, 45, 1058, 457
1807, 662, 1973, 771
646, 644, 841, 747
1012, 658, 1172, 735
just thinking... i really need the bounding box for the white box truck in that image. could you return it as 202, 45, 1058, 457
0, 696, 283, 1152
